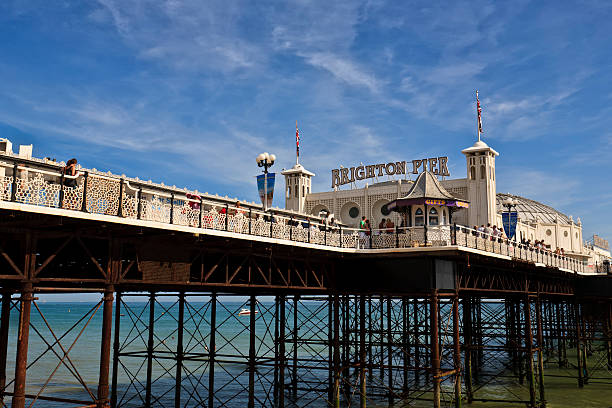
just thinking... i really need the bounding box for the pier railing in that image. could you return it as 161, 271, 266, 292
0, 155, 588, 274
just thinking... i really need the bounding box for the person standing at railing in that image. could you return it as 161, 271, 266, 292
378, 218, 385, 235
62, 158, 79, 188
385, 218, 394, 234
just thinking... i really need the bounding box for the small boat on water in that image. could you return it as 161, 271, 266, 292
238, 308, 258, 316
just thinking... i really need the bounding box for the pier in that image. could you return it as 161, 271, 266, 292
0, 155, 611, 407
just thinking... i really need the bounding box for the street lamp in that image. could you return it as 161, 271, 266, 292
502, 197, 518, 212
502, 197, 518, 241
256, 152, 276, 211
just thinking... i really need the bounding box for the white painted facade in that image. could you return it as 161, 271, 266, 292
283, 137, 611, 266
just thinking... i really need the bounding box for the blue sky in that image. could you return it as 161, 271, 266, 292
1, 0, 611, 243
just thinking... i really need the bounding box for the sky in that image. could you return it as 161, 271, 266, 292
1, 0, 612, 246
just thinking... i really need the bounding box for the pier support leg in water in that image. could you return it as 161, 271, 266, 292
12, 281, 33, 408
279, 295, 286, 408
524, 295, 537, 408
359, 295, 366, 408
431, 291, 441, 408
110, 292, 122, 407
453, 294, 462, 408
97, 285, 114, 408
0, 292, 12, 405
174, 292, 185, 408
575, 302, 584, 388
145, 293, 156, 407
462, 296, 473, 403
387, 297, 394, 406
248, 295, 256, 408
333, 295, 340, 408
209, 294, 217, 408
536, 296, 546, 407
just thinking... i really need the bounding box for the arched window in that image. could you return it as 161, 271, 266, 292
429, 207, 439, 226
480, 165, 486, 179
414, 208, 424, 226
302, 185, 305, 196
470, 166, 476, 180
287, 186, 291, 198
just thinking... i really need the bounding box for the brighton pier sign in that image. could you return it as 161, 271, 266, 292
331, 157, 450, 188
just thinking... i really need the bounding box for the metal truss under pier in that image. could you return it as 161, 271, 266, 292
0, 207, 611, 407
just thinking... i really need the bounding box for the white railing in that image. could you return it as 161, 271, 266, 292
0, 157, 588, 274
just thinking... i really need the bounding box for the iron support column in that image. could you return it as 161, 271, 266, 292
462, 296, 473, 403
524, 296, 537, 407
575, 302, 584, 387
208, 294, 217, 408
0, 292, 12, 404
12, 281, 33, 408
359, 295, 366, 408
453, 295, 462, 408
279, 296, 286, 408
535, 296, 546, 407
110, 292, 122, 408
248, 295, 256, 408
333, 295, 340, 408
97, 285, 114, 408
431, 291, 441, 408
145, 293, 156, 407
174, 293, 185, 408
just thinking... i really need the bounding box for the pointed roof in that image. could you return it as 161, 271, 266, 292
402, 171, 457, 200
461, 139, 499, 156
386, 171, 469, 210
281, 163, 315, 177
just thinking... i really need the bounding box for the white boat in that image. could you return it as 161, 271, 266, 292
238, 308, 258, 316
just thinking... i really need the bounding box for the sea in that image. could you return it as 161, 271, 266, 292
1, 299, 611, 407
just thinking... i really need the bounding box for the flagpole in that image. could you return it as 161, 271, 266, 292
476, 90, 481, 142
296, 120, 298, 165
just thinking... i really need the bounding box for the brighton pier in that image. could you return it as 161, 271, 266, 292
0, 138, 610, 408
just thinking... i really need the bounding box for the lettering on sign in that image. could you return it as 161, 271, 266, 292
331, 157, 450, 188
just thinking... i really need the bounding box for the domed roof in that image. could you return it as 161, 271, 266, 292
496, 193, 572, 225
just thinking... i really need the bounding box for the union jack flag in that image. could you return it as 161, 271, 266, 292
296, 121, 300, 158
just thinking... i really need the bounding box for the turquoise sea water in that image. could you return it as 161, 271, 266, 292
1, 300, 611, 407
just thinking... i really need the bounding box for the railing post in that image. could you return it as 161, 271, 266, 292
396, 226, 399, 248
369, 230, 373, 249
225, 204, 229, 231
424, 224, 428, 246
248, 208, 252, 235
169, 193, 175, 224
339, 225, 343, 248
198, 197, 203, 229
58, 171, 65, 209
137, 187, 143, 220
81, 171, 89, 212
324, 224, 327, 246
10, 162, 18, 202
308, 220, 311, 243
117, 179, 124, 217
452, 222, 457, 245
270, 211, 274, 237
290, 216, 294, 241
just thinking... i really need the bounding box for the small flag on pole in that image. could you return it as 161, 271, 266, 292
476, 91, 483, 140
296, 121, 300, 164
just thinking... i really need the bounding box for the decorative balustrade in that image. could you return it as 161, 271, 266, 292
0, 156, 588, 274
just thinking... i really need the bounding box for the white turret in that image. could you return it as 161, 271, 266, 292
462, 139, 499, 227
281, 163, 314, 213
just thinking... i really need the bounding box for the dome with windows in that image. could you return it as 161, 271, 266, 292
496, 193, 573, 225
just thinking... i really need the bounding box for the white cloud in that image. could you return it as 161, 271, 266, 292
303, 53, 383, 94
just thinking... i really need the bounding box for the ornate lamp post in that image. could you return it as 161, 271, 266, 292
256, 152, 276, 211
502, 197, 518, 241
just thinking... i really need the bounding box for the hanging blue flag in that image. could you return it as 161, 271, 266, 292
502, 211, 518, 239
256, 173, 275, 208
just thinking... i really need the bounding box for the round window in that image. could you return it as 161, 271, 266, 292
546, 229, 552, 236
349, 207, 359, 218
381, 204, 391, 216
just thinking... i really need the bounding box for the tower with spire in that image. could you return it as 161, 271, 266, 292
282, 122, 315, 213
462, 91, 499, 227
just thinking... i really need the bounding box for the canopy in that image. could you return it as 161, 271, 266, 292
386, 171, 469, 211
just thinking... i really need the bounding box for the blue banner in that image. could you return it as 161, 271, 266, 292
502, 211, 518, 239
256, 173, 275, 208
